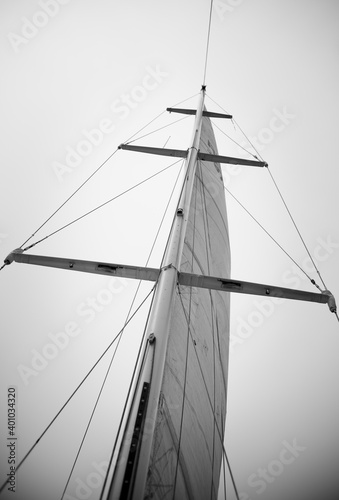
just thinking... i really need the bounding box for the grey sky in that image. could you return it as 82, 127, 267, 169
1, 1, 339, 499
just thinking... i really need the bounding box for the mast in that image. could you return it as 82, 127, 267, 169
3, 88, 336, 500
105, 86, 207, 499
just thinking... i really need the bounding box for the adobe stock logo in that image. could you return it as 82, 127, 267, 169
214, 0, 244, 20
230, 235, 339, 351
52, 65, 169, 182
17, 276, 128, 386
223, 106, 295, 188
64, 460, 108, 500
239, 107, 296, 153
7, 0, 72, 53
240, 438, 306, 499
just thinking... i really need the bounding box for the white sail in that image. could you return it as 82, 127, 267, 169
144, 114, 231, 499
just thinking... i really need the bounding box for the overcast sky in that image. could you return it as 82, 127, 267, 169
1, 1, 339, 499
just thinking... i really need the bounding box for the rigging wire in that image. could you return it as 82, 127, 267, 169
232, 103, 333, 298
198, 154, 315, 286
223, 185, 316, 284
221, 441, 227, 500
205, 93, 232, 117
177, 289, 240, 500
220, 389, 227, 500
234, 114, 332, 295
5, 159, 184, 498
123, 110, 167, 145
199, 160, 231, 499
123, 92, 200, 145
206, 93, 264, 162
202, 0, 214, 86
17, 95, 195, 251
202, 188, 219, 499
125, 114, 190, 145
19, 148, 119, 248
158, 155, 195, 270
21, 158, 183, 252
206, 93, 334, 298
211, 118, 259, 160
2, 96, 199, 272
163, 136, 171, 148
223, 448, 241, 500
99, 322, 152, 500
231, 117, 266, 162
0, 287, 155, 496
266, 167, 328, 290
205, 93, 333, 296
60, 351, 117, 500
172, 168, 198, 498
99, 160, 185, 499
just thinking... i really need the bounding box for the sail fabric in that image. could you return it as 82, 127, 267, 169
145, 115, 231, 499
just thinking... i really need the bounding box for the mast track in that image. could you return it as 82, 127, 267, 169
120, 382, 151, 499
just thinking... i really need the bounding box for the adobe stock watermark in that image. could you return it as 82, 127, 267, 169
223, 106, 296, 187
61, 394, 182, 499
230, 235, 339, 351
17, 276, 128, 386
239, 107, 296, 153
195, 106, 296, 212
7, 0, 72, 53
64, 460, 108, 500
52, 65, 169, 183
214, 0, 245, 20
239, 438, 306, 499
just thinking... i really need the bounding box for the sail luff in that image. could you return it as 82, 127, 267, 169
106, 88, 207, 499
144, 111, 231, 499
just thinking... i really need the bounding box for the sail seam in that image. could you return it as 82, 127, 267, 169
177, 290, 239, 499
196, 166, 229, 235
199, 160, 219, 498
172, 170, 199, 499
177, 291, 226, 456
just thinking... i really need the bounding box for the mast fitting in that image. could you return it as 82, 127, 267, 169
4, 248, 23, 266
322, 290, 337, 313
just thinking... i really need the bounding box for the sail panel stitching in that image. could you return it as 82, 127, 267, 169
177, 290, 240, 500
199, 160, 222, 498
177, 290, 239, 498
172, 169, 198, 499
